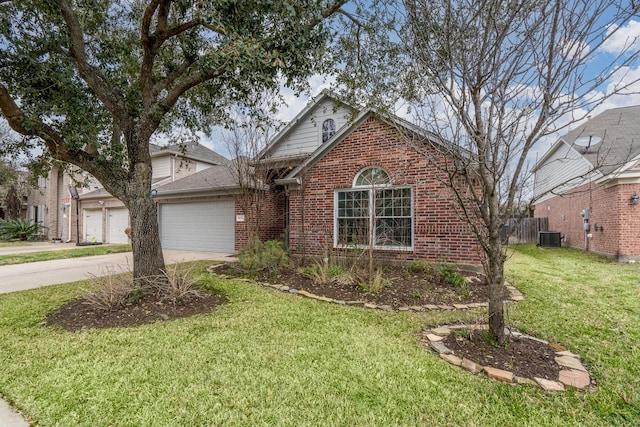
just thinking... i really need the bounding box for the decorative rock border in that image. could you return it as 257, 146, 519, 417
207, 265, 524, 313
421, 324, 593, 391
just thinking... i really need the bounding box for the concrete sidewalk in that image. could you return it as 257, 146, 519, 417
0, 246, 235, 425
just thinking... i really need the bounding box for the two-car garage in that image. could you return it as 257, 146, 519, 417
82, 199, 236, 253
158, 200, 235, 253
83, 207, 130, 244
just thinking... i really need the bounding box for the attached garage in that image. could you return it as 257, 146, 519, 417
83, 209, 103, 243
159, 200, 235, 253
107, 208, 129, 244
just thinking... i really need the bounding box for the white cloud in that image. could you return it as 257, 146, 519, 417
602, 20, 640, 55
275, 74, 336, 122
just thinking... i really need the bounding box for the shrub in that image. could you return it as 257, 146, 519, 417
301, 258, 350, 285
238, 239, 288, 278
357, 268, 389, 294
439, 263, 467, 287
146, 263, 205, 303
83, 266, 139, 311
407, 260, 436, 281
0, 218, 43, 241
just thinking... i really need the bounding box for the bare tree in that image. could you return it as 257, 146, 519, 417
339, 0, 640, 343
223, 101, 284, 244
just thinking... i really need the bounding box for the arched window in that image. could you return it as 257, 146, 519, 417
354, 167, 391, 187
322, 118, 336, 143
335, 167, 413, 249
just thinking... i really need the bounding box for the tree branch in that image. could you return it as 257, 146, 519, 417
55, 0, 130, 129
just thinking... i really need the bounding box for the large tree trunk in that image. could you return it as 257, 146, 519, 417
128, 192, 165, 284
124, 148, 165, 284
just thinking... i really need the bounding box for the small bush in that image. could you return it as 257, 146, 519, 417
146, 263, 205, 303
301, 259, 349, 285
83, 266, 139, 311
238, 239, 288, 278
408, 260, 429, 273
439, 263, 467, 287
358, 269, 389, 294
407, 260, 436, 281
329, 272, 355, 287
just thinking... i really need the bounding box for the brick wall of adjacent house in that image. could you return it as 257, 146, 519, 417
535, 181, 640, 260
286, 117, 483, 266
235, 189, 286, 251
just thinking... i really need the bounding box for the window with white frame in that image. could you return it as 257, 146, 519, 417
335, 167, 413, 249
322, 118, 336, 143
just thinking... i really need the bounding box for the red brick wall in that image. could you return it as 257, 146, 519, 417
534, 181, 640, 260
287, 117, 483, 265
235, 189, 286, 251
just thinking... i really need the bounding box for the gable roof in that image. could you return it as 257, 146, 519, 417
536, 105, 640, 177
257, 90, 356, 163
277, 108, 448, 184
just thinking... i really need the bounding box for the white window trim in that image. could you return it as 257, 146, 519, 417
333, 186, 414, 251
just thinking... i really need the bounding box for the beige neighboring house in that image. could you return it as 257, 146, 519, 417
27, 143, 228, 244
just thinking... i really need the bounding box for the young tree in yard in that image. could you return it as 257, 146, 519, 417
339, 0, 640, 343
223, 102, 282, 244
0, 0, 349, 282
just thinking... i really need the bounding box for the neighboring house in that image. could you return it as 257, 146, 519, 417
31, 142, 228, 244
533, 105, 640, 261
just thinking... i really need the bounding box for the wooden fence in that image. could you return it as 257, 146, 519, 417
503, 217, 548, 244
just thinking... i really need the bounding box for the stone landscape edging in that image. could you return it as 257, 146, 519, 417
422, 324, 593, 391
207, 264, 525, 313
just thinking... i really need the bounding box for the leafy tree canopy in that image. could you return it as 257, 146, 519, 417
0, 0, 349, 280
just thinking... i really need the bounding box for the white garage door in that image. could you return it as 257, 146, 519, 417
160, 200, 235, 253
107, 208, 129, 244
84, 209, 103, 243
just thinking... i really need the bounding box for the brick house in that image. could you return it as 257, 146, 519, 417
260, 91, 483, 265
26, 91, 483, 266
533, 105, 640, 261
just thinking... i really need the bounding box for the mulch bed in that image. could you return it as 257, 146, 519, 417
44, 261, 565, 384
440, 330, 561, 380
214, 262, 510, 308
45, 292, 225, 331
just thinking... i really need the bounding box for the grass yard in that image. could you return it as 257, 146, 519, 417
0, 246, 638, 426
0, 244, 132, 266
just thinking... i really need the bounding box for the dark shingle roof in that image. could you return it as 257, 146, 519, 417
155, 164, 242, 194
150, 143, 228, 165
564, 105, 640, 175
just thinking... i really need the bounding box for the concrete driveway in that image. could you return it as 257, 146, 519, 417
0, 242, 235, 294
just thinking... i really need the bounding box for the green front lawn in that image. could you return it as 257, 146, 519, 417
0, 246, 638, 426
0, 244, 132, 266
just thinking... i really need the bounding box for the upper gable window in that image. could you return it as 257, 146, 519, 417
322, 118, 336, 143
354, 167, 391, 187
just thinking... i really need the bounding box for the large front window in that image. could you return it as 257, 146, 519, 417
335, 168, 413, 249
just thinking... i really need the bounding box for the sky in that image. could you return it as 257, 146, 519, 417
199, 12, 640, 163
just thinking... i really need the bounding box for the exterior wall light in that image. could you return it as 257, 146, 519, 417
631, 192, 639, 206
